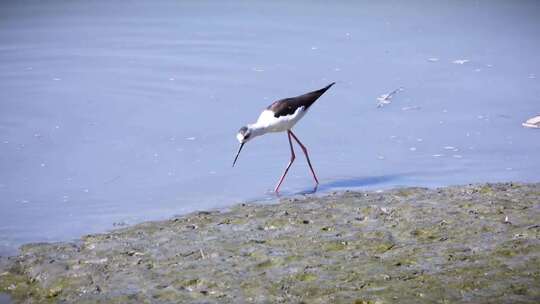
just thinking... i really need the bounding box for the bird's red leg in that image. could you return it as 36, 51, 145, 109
274, 131, 296, 193
289, 130, 319, 185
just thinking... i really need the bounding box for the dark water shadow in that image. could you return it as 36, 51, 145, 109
247, 172, 421, 203
294, 173, 410, 195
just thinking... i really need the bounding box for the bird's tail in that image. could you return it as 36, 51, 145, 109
312, 82, 336, 97
306, 82, 336, 96
322, 82, 336, 92
297, 82, 336, 108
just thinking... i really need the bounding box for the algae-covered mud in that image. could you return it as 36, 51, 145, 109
1, 183, 539, 303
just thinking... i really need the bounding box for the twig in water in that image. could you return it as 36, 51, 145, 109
522, 115, 540, 129
377, 87, 404, 108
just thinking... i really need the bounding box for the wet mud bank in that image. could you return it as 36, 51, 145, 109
1, 183, 539, 303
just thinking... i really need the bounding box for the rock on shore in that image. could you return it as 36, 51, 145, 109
1, 183, 540, 303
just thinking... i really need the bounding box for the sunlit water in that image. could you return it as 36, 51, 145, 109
1, 1, 539, 255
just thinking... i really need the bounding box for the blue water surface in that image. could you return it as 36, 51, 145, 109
1, 0, 539, 255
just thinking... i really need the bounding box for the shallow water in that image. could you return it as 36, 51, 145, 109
1, 0, 539, 255
0, 293, 12, 304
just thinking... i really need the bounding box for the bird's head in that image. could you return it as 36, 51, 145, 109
236, 126, 254, 144
232, 125, 255, 167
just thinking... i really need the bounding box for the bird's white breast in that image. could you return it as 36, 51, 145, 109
256, 107, 306, 133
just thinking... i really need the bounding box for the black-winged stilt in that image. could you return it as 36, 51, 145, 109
232, 82, 335, 192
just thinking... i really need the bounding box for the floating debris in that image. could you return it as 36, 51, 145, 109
186, 137, 196, 141
409, 147, 417, 151
376, 87, 404, 108
452, 59, 469, 65
522, 115, 540, 129
443, 146, 456, 150
427, 57, 439, 62
401, 105, 421, 111
199, 249, 206, 260
432, 154, 443, 158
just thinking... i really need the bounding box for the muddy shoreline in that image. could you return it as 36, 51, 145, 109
1, 182, 539, 303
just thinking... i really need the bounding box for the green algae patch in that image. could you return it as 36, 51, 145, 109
1, 182, 539, 303
294, 272, 318, 282
478, 185, 495, 194
0, 271, 53, 303
410, 227, 441, 242
263, 218, 290, 230
177, 278, 201, 287
152, 289, 180, 301
323, 241, 348, 252
254, 259, 275, 269
394, 188, 419, 197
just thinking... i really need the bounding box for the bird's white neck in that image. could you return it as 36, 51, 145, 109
246, 123, 270, 138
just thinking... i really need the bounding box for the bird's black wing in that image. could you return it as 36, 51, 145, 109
267, 82, 335, 118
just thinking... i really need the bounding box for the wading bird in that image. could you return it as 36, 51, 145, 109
232, 82, 335, 192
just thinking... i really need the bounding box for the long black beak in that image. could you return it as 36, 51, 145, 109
232, 142, 245, 167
